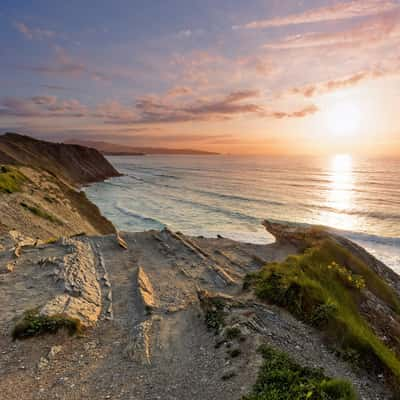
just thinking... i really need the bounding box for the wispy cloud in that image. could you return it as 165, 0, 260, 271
0, 96, 87, 118
13, 21, 55, 40
0, 90, 318, 124
17, 46, 111, 81
166, 86, 193, 98
99, 90, 318, 124
234, 0, 399, 30
263, 10, 400, 50
290, 59, 400, 97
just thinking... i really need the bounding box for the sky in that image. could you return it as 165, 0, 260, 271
0, 0, 399, 155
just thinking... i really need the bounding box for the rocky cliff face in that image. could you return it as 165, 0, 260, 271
0, 133, 121, 185
0, 133, 117, 238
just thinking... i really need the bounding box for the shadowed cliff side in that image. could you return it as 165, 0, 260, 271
0, 133, 117, 239
0, 133, 121, 185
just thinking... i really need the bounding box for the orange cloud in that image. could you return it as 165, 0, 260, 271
290, 60, 400, 97
263, 11, 400, 50
235, 0, 399, 30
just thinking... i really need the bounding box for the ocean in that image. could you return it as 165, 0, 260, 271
84, 154, 400, 274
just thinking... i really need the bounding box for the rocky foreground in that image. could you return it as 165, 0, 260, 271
0, 222, 398, 400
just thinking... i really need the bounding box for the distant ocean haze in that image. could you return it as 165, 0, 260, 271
84, 154, 400, 273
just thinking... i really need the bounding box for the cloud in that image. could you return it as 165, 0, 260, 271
40, 84, 74, 91
236, 56, 276, 76
100, 90, 264, 124
0, 90, 318, 125
263, 11, 400, 50
235, 0, 399, 30
99, 90, 317, 124
269, 105, 319, 119
0, 96, 87, 118
290, 59, 400, 97
176, 29, 204, 38
14, 21, 55, 40
166, 86, 193, 98
18, 46, 111, 81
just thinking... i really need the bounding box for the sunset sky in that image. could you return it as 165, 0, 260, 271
1, 0, 399, 155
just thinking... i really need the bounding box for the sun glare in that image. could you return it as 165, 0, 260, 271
326, 101, 362, 137
317, 154, 355, 231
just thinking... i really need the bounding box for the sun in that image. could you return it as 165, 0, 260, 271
325, 101, 362, 137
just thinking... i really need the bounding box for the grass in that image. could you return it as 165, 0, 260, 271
245, 237, 400, 384
228, 348, 242, 358
20, 201, 63, 225
0, 165, 27, 193
12, 309, 82, 340
243, 345, 357, 400
199, 294, 227, 334
225, 326, 242, 340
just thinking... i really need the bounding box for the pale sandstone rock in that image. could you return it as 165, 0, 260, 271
137, 267, 156, 310
40, 238, 101, 328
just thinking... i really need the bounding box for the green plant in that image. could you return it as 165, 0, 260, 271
243, 345, 357, 400
203, 298, 226, 333
12, 309, 82, 340
228, 348, 241, 358
246, 238, 400, 383
225, 326, 242, 340
0, 165, 27, 193
20, 201, 63, 225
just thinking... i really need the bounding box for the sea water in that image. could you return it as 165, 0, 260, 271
84, 154, 400, 274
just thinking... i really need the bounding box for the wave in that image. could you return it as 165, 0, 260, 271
115, 204, 165, 228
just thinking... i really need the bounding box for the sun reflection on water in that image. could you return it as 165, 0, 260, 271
320, 154, 356, 231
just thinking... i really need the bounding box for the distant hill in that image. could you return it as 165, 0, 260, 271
0, 133, 121, 185
64, 139, 220, 155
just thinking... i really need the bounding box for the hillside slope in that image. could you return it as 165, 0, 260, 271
0, 133, 120, 185
0, 133, 118, 238
0, 224, 397, 399
65, 138, 220, 155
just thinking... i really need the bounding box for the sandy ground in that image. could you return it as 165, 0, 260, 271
0, 230, 393, 399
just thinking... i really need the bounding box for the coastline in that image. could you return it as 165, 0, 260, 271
1, 134, 400, 399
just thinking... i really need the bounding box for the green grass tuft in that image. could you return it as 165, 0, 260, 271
0, 165, 27, 193
243, 345, 357, 400
12, 309, 82, 340
246, 238, 400, 383
225, 326, 242, 340
20, 201, 63, 225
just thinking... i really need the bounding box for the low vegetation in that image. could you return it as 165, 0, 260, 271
243, 345, 357, 400
225, 326, 242, 340
0, 165, 27, 193
245, 237, 400, 384
203, 297, 226, 333
20, 201, 63, 225
12, 309, 82, 340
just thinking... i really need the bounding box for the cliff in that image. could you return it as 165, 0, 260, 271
0, 133, 117, 238
0, 133, 121, 185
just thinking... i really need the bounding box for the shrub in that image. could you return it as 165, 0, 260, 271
225, 326, 242, 340
243, 345, 357, 400
246, 238, 400, 383
12, 309, 81, 340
